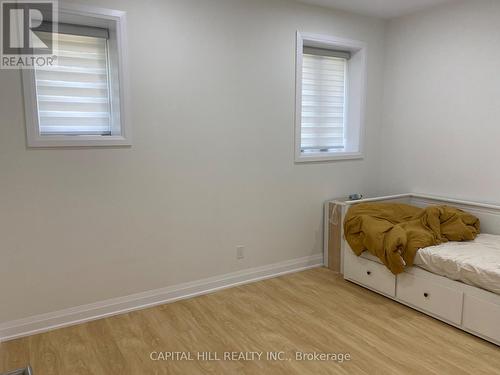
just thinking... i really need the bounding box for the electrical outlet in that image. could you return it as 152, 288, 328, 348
236, 246, 245, 260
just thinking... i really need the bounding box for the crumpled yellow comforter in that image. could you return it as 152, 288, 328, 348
344, 203, 480, 274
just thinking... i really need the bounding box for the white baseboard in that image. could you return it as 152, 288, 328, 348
0, 254, 323, 342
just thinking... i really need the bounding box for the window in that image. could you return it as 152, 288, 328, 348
295, 32, 366, 162
22, 5, 131, 147
300, 49, 348, 154
35, 30, 111, 136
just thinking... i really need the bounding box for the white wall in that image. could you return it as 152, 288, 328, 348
0, 0, 386, 323
379, 0, 500, 202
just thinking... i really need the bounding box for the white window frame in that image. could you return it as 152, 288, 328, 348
22, 4, 131, 147
295, 31, 367, 162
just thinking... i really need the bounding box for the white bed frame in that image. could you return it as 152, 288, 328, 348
324, 193, 500, 346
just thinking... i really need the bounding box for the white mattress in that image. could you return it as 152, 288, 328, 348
414, 234, 500, 295
358, 234, 500, 295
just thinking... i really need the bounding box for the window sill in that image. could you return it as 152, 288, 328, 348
295, 152, 364, 163
27, 135, 132, 148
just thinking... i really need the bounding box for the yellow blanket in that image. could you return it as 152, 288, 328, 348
344, 203, 480, 274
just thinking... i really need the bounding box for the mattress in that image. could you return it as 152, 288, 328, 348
413, 233, 500, 295
358, 234, 500, 295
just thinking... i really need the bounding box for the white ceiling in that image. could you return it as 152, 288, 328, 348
297, 0, 455, 19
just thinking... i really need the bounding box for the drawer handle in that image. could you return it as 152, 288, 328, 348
424, 292, 429, 298
366, 271, 372, 276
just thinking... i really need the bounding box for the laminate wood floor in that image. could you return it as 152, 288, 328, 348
1, 268, 499, 374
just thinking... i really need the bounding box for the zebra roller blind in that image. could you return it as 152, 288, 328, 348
34, 30, 112, 136
300, 52, 347, 153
